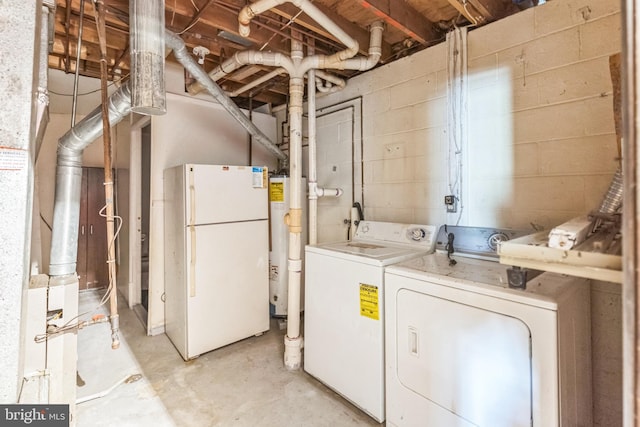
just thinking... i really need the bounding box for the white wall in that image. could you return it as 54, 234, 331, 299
275, 0, 622, 424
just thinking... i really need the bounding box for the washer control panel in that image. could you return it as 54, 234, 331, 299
354, 221, 438, 249
435, 225, 531, 259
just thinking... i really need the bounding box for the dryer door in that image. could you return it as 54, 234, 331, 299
396, 288, 532, 427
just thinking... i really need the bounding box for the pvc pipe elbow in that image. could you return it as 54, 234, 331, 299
238, 6, 254, 37
284, 336, 303, 371
239, 23, 251, 38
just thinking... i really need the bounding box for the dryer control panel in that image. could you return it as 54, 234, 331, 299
354, 221, 438, 249
435, 225, 531, 259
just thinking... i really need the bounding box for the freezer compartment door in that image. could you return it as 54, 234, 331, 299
185, 220, 269, 358
186, 164, 268, 225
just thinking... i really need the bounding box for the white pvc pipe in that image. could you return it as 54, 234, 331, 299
307, 67, 318, 245
229, 67, 287, 97
239, 0, 359, 59
231, 2, 385, 370
304, 21, 384, 71
315, 187, 343, 197
314, 70, 346, 93
188, 51, 293, 95
283, 35, 305, 371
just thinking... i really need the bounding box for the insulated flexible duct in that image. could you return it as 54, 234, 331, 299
598, 167, 624, 214
49, 83, 133, 276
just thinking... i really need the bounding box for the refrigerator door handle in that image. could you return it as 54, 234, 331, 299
189, 169, 197, 297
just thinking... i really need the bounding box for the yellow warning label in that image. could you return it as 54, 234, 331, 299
359, 283, 379, 320
270, 182, 285, 202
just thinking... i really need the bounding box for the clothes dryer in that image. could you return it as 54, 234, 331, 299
384, 225, 592, 427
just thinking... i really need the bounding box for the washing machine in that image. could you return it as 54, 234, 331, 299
304, 221, 438, 422
384, 225, 592, 427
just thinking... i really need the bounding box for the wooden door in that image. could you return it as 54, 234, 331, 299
77, 167, 109, 290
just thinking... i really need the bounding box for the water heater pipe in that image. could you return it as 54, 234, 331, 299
307, 66, 318, 245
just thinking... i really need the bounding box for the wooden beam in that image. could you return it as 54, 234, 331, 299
444, 0, 487, 25
165, 2, 283, 50
55, 9, 128, 51
64, 0, 72, 72
357, 0, 440, 45
52, 32, 127, 68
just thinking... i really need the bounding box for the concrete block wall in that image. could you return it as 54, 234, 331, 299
304, 0, 621, 230
466, 0, 621, 229
360, 43, 448, 224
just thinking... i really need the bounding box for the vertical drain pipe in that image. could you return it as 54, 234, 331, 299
307, 46, 318, 245
283, 32, 305, 370
129, 0, 166, 115
237, 1, 384, 370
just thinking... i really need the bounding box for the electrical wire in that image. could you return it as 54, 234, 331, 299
49, 74, 129, 97
446, 27, 467, 225
97, 202, 124, 308
178, 19, 201, 35
259, 8, 305, 51
462, 0, 479, 27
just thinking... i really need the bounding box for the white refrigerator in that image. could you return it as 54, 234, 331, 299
164, 164, 270, 360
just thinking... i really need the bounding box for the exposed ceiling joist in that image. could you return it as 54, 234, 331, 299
357, 0, 441, 45
51, 0, 532, 108
445, 0, 487, 25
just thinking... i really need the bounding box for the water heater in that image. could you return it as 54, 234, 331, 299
269, 175, 307, 317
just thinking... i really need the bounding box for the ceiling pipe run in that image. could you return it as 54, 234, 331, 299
235, 0, 385, 370
188, 0, 362, 96
228, 67, 287, 97
314, 69, 346, 93
165, 30, 287, 161
238, 0, 360, 60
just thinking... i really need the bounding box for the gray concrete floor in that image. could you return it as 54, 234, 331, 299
76, 290, 381, 426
